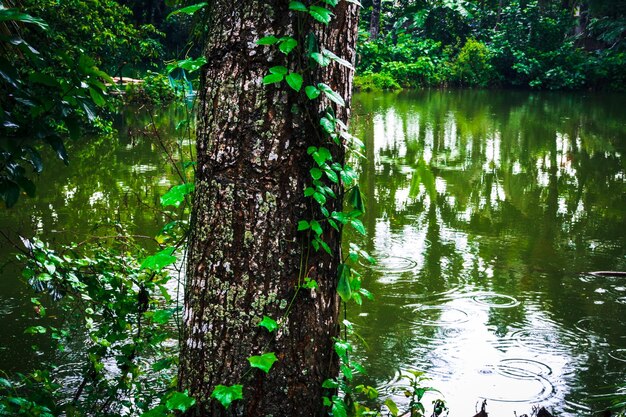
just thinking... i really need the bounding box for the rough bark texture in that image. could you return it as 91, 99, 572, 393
369, 0, 381, 40
178, 2, 359, 416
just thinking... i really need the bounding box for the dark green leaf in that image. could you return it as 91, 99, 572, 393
45, 136, 68, 165
89, 87, 106, 107
0, 9, 48, 30
310, 220, 323, 236
289, 1, 308, 11
337, 264, 352, 302
349, 186, 364, 213
29, 72, 59, 87
285, 73, 303, 92
305, 85, 321, 100
247, 352, 278, 374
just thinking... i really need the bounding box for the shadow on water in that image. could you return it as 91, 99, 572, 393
347, 90, 626, 416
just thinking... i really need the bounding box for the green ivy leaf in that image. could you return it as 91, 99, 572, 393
349, 186, 364, 213
310, 52, 331, 67
321, 0, 339, 5
310, 167, 323, 180
279, 37, 298, 54
161, 183, 195, 208
289, 1, 308, 11
318, 238, 332, 255
141, 247, 176, 272
257, 36, 279, 45
332, 397, 348, 417
248, 352, 278, 374
322, 48, 354, 70
305, 85, 321, 100
337, 264, 352, 302
285, 72, 303, 92
310, 220, 323, 236
320, 116, 335, 134
313, 192, 326, 205
323, 167, 338, 183
259, 316, 278, 332
167, 2, 208, 18
166, 390, 196, 412
297, 220, 310, 231
269, 66, 288, 75
350, 218, 366, 235
318, 83, 345, 106
211, 385, 243, 409
263, 73, 284, 84
24, 326, 46, 335
309, 5, 333, 24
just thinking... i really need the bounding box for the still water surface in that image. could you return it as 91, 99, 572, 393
0, 91, 624, 415
347, 90, 626, 416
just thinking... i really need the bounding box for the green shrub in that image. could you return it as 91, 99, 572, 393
354, 72, 402, 92
451, 38, 494, 87
125, 71, 176, 106
380, 58, 444, 87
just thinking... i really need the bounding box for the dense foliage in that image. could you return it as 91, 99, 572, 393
0, 0, 195, 208
356, 0, 626, 90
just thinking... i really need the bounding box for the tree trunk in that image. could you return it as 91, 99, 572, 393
369, 0, 382, 40
178, 2, 359, 416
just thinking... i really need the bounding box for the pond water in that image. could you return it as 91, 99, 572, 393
347, 90, 626, 416
0, 107, 185, 373
0, 91, 624, 416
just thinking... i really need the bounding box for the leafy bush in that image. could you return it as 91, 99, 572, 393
125, 72, 176, 106
451, 38, 494, 87
354, 72, 401, 92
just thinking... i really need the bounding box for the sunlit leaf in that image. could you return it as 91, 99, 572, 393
211, 385, 243, 409
247, 352, 278, 374
161, 183, 194, 208
141, 247, 176, 272
309, 5, 333, 24
166, 390, 196, 412
258, 316, 278, 332
167, 2, 207, 18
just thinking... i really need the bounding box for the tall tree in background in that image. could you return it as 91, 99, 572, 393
178, 1, 359, 416
369, 0, 382, 39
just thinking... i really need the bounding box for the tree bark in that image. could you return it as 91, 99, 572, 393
178, 2, 359, 416
369, 0, 382, 40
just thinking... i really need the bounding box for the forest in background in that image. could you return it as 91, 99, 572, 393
357, 0, 626, 90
